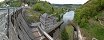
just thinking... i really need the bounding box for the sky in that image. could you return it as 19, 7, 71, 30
0, 0, 88, 4
0, 0, 4, 2
41, 0, 88, 4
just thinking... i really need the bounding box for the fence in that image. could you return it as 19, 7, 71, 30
0, 7, 21, 40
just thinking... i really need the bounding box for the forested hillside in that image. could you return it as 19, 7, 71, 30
75, 0, 104, 40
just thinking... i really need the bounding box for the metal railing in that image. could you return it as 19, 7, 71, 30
69, 21, 83, 40
37, 22, 54, 40
0, 7, 22, 40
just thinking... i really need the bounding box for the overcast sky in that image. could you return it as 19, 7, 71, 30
41, 0, 88, 4
0, 0, 88, 4
0, 0, 4, 2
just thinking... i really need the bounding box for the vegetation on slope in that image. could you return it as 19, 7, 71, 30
61, 25, 73, 40
0, 0, 38, 7
33, 1, 66, 18
61, 29, 69, 40
75, 0, 104, 40
26, 1, 67, 23
26, 1, 69, 40
32, 1, 53, 14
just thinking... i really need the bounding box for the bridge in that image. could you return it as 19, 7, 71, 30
0, 7, 83, 40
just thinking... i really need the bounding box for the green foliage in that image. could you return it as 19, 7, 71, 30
0, 2, 2, 5
61, 29, 69, 40
100, 0, 104, 10
32, 1, 66, 21
10, 1, 21, 7
6, 0, 22, 7
32, 3, 45, 13
0, 1, 5, 7
32, 1, 53, 14
52, 7, 65, 21
75, 0, 104, 40
25, 9, 40, 23
65, 25, 73, 40
25, 1, 67, 23
0, 0, 22, 7
75, 0, 104, 28
21, 0, 39, 6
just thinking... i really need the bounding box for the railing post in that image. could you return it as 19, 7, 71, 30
70, 21, 83, 40
7, 7, 9, 38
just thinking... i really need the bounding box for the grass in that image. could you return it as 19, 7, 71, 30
62, 20, 104, 40
65, 25, 73, 40
81, 24, 104, 40
79, 12, 104, 40
75, 0, 104, 39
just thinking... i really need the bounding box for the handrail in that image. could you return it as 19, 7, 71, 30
38, 23, 54, 40
69, 21, 83, 40
46, 21, 64, 33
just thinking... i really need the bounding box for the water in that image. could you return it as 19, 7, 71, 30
60, 11, 75, 30
63, 11, 74, 24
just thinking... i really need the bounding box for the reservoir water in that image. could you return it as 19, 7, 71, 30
60, 11, 75, 30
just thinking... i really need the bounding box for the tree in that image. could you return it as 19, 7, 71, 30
19, 0, 40, 6
6, 0, 22, 7
32, 1, 53, 14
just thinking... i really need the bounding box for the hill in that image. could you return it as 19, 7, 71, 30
52, 4, 81, 10
75, 0, 104, 40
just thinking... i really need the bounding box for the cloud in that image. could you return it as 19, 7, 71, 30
41, 0, 88, 4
